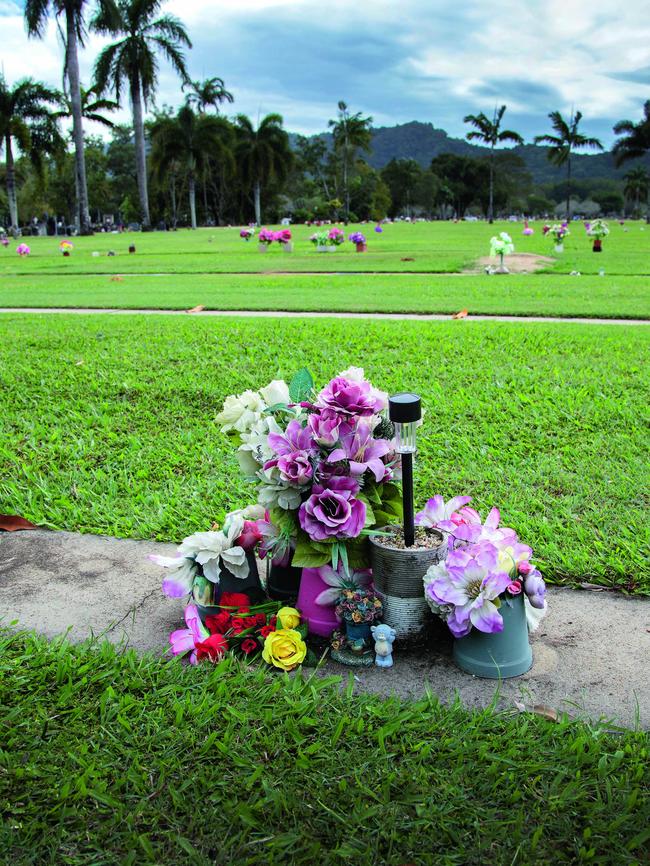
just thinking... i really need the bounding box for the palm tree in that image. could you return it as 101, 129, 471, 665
0, 75, 62, 235
235, 113, 292, 225
463, 105, 523, 222
24, 0, 106, 234
623, 166, 649, 216
92, 0, 191, 229
534, 110, 603, 219
613, 101, 650, 166
183, 77, 233, 114
328, 101, 373, 221
150, 105, 233, 228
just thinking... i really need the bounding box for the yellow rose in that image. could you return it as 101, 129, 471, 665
276, 606, 301, 630
262, 629, 307, 671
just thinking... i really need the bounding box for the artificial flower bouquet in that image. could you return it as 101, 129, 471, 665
59, 240, 74, 255
309, 230, 330, 247
418, 495, 547, 638
258, 228, 276, 245
216, 367, 403, 574
275, 228, 292, 245
327, 227, 345, 246
547, 223, 569, 244
335, 587, 383, 625
489, 231, 514, 258
348, 232, 366, 246
168, 593, 318, 670
587, 219, 609, 240
240, 227, 255, 241
16, 243, 30, 256
150, 507, 269, 608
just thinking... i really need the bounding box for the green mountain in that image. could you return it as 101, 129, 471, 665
292, 120, 649, 185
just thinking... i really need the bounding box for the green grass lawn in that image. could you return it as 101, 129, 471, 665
3, 271, 649, 319
1, 629, 649, 866
1, 220, 649, 277
1, 313, 647, 592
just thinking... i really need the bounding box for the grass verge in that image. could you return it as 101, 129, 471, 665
0, 314, 648, 591
2, 272, 649, 319
1, 629, 649, 866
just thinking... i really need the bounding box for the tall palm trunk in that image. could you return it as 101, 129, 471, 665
566, 153, 572, 220
188, 175, 197, 229
5, 136, 19, 235
343, 141, 349, 221
488, 144, 494, 223
253, 179, 261, 225
66, 10, 92, 235
170, 174, 177, 228
130, 76, 151, 229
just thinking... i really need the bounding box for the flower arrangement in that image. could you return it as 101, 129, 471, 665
168, 594, 315, 670
216, 367, 403, 572
587, 219, 609, 240
489, 231, 514, 259
309, 230, 329, 247
275, 228, 292, 244
328, 227, 345, 246
548, 224, 569, 243
374, 225, 383, 233
335, 588, 383, 624
59, 240, 74, 254
258, 228, 275, 245
16, 243, 30, 256
418, 494, 547, 638
151, 508, 263, 605
348, 232, 366, 245
240, 227, 255, 241
1, 236, 9, 248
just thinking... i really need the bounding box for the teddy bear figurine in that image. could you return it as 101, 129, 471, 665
371, 624, 396, 668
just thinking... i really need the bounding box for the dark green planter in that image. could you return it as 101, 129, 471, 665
345, 621, 372, 642
453, 593, 532, 679
266, 562, 302, 601
195, 551, 264, 624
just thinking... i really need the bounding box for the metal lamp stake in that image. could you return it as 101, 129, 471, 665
388, 393, 422, 548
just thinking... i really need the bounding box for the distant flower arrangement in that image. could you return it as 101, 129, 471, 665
489, 232, 514, 258
547, 224, 569, 243
328, 227, 345, 246
240, 227, 255, 240
16, 243, 30, 256
587, 219, 609, 240
275, 228, 292, 245
258, 228, 275, 245
374, 225, 383, 233
348, 232, 366, 245
59, 240, 74, 254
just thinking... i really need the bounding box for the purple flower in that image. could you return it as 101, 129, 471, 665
314, 562, 372, 606
169, 604, 209, 664
524, 570, 546, 609
374, 225, 383, 233
415, 494, 473, 533
426, 543, 511, 637
316, 376, 385, 417
277, 451, 313, 486
327, 421, 392, 482
299, 476, 366, 541
267, 419, 316, 460
307, 409, 352, 447
451, 506, 518, 548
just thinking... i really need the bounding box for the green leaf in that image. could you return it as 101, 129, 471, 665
302, 648, 319, 667
338, 542, 349, 575
269, 506, 298, 536
357, 494, 376, 527
292, 535, 331, 569
331, 542, 339, 572
295, 622, 309, 640
289, 367, 314, 402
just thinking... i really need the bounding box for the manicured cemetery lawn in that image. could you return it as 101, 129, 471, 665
1, 220, 649, 277
1, 629, 648, 866
3, 271, 649, 319
0, 314, 647, 592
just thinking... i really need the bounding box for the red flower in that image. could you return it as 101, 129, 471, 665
237, 606, 251, 615
236, 520, 263, 551
241, 638, 259, 655
205, 611, 231, 634
220, 592, 250, 608
231, 619, 247, 634
259, 624, 275, 638
269, 615, 278, 629
242, 616, 259, 629
195, 633, 228, 661
254, 613, 267, 627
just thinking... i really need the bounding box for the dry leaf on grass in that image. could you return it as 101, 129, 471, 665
579, 582, 606, 591
452, 309, 468, 319
0, 514, 39, 531
532, 704, 559, 722
110, 275, 124, 282
186, 305, 205, 313
400, 257, 415, 262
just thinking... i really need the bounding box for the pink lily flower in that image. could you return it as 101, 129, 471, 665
314, 563, 372, 606
415, 494, 473, 533
169, 604, 209, 664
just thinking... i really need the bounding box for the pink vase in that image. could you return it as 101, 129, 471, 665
296, 568, 339, 638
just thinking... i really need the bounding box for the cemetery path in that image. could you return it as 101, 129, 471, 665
0, 307, 648, 325
2, 529, 649, 729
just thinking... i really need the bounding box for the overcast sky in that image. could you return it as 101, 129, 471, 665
2, 0, 649, 146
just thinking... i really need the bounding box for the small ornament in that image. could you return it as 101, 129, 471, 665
107, 250, 116, 256
128, 244, 136, 254
330, 629, 374, 667
371, 624, 396, 668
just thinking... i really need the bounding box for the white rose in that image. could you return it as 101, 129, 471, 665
259, 379, 290, 406
338, 366, 365, 382
216, 390, 265, 434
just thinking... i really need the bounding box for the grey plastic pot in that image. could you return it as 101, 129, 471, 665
453, 593, 532, 679
369, 528, 447, 640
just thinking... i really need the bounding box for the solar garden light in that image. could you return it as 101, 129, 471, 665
388, 392, 421, 547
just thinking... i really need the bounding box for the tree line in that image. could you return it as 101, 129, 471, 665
1, 0, 649, 233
